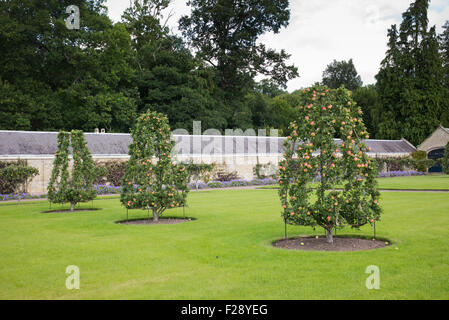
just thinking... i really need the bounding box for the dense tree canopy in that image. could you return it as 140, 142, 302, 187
321, 59, 362, 91
0, 0, 137, 132
441, 21, 449, 82
0, 0, 299, 134
179, 0, 298, 129
122, 0, 228, 131
1, 0, 448, 145
179, 0, 298, 92
352, 85, 379, 137
375, 0, 448, 145
439, 21, 449, 127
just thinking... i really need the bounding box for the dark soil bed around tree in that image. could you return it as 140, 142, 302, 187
116, 218, 194, 225
42, 208, 102, 214
272, 236, 390, 252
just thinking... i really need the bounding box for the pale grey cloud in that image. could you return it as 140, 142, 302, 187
105, 0, 449, 91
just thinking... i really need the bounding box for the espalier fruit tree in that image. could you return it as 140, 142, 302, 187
278, 86, 382, 243
47, 130, 98, 211
120, 111, 189, 221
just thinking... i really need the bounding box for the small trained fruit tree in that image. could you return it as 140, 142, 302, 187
47, 130, 98, 211
278, 86, 382, 244
120, 111, 189, 221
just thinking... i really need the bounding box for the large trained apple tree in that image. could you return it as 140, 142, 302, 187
120, 111, 189, 221
47, 130, 98, 211
278, 86, 382, 243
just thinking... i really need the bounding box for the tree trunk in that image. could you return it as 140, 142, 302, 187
70, 203, 75, 212
153, 208, 159, 222
326, 227, 334, 244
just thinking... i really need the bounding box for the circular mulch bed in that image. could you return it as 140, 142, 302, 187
272, 236, 390, 252
42, 208, 101, 214
116, 218, 194, 225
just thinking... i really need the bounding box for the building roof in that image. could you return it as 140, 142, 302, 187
0, 131, 132, 156
0, 130, 415, 157
417, 125, 449, 151
336, 139, 416, 155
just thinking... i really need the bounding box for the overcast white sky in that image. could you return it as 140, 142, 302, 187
105, 0, 449, 92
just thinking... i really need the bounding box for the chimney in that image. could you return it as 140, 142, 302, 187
101, 128, 105, 134
94, 128, 99, 134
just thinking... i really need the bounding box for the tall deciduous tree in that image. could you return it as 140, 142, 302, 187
321, 59, 363, 91
179, 0, 298, 120
279, 86, 381, 244
47, 130, 98, 211
120, 111, 189, 221
375, 0, 447, 146
123, 0, 227, 132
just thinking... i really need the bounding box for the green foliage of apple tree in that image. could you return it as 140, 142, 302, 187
120, 111, 189, 221
47, 130, 98, 211
278, 85, 382, 243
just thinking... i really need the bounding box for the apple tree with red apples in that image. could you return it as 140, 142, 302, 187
278, 86, 382, 243
120, 111, 189, 221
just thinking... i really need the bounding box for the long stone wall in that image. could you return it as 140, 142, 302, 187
1, 154, 282, 195
1, 152, 412, 195
0, 131, 417, 195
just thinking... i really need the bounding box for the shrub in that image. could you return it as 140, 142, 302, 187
0, 160, 39, 194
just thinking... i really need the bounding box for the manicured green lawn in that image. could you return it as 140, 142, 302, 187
0, 188, 448, 299
376, 175, 449, 190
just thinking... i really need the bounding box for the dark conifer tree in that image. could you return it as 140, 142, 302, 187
375, 0, 447, 145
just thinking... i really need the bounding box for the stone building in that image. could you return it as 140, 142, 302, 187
0, 130, 416, 195
417, 125, 449, 172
